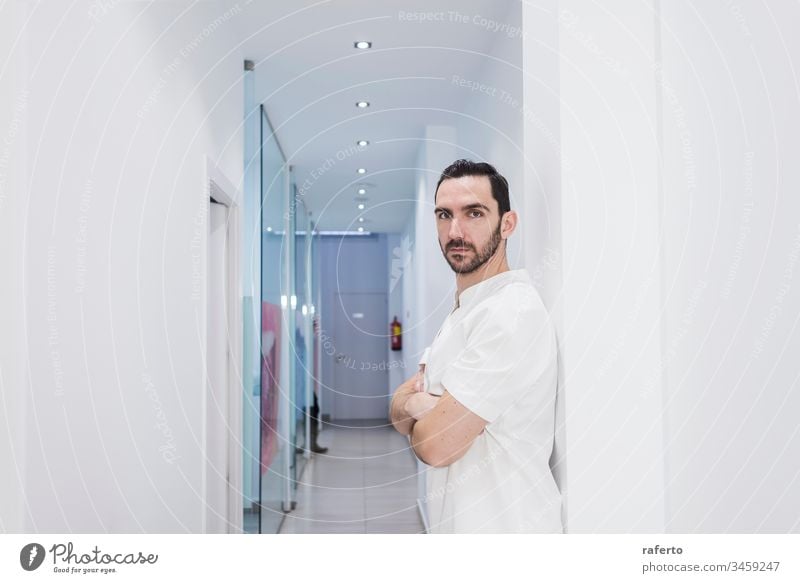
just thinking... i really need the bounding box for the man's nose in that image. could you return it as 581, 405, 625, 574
448, 218, 464, 240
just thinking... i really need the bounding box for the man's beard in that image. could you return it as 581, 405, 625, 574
440, 221, 503, 274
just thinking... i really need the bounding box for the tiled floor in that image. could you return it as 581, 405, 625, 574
278, 419, 426, 534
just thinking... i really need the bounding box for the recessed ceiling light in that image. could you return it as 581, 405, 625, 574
354, 41, 372, 49
358, 217, 365, 223
357, 188, 366, 195
357, 226, 365, 232
356, 101, 369, 108
357, 140, 369, 147
266, 226, 273, 232
357, 203, 365, 210
357, 168, 366, 174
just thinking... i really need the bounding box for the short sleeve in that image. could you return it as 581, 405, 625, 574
418, 346, 431, 367
440, 291, 557, 423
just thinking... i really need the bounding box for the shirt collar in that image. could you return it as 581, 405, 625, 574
454, 269, 532, 310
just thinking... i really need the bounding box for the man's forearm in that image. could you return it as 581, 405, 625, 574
390, 387, 416, 436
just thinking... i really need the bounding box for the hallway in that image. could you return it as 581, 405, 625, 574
279, 420, 425, 534
4, 0, 800, 546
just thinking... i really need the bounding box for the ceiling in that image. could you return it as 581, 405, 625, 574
239, 0, 517, 232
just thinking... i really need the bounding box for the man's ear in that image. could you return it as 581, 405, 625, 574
500, 210, 518, 240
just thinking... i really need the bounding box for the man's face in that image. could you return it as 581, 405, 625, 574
434, 175, 503, 274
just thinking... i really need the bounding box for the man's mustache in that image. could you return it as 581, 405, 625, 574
446, 240, 474, 252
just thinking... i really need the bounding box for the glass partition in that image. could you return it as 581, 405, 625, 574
254, 105, 317, 532
242, 67, 260, 534
259, 105, 290, 533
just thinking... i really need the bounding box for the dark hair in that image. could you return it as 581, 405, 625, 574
435, 159, 511, 216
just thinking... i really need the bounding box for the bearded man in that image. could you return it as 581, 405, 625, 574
390, 159, 563, 534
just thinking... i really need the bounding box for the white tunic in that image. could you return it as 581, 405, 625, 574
419, 269, 563, 533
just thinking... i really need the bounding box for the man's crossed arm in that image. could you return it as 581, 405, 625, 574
390, 371, 487, 468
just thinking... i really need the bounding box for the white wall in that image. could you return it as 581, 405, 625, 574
0, 1, 29, 535
658, 1, 800, 533
555, 0, 666, 533
522, 0, 670, 533
520, 0, 567, 527
3, 1, 246, 533
520, 3, 562, 314
517, 0, 800, 534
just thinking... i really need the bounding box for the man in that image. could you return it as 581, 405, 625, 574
389, 159, 562, 533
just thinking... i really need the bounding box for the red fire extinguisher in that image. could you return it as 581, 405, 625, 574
391, 316, 402, 351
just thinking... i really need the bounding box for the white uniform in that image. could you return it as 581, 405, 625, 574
419, 269, 563, 533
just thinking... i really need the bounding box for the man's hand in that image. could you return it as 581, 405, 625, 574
390, 369, 425, 436
404, 392, 440, 421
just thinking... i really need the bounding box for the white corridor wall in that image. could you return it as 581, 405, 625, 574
0, 1, 247, 533
0, 0, 29, 536
657, 0, 800, 533
518, 0, 800, 533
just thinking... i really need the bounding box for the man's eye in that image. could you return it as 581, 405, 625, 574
469, 210, 483, 218
437, 212, 450, 219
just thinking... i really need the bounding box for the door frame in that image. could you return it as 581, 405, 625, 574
204, 158, 243, 533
